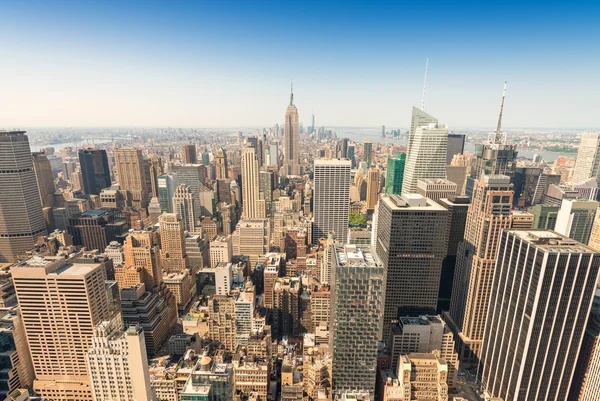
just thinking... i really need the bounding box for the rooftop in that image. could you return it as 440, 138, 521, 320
508, 229, 595, 253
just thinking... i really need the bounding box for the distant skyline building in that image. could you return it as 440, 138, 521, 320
182, 144, 197, 164
312, 158, 351, 244
114, 147, 150, 209
284, 86, 300, 175
376, 194, 449, 342
573, 132, 600, 184
402, 107, 448, 194
32, 151, 55, 208
215, 147, 228, 180
0, 131, 47, 263
172, 184, 197, 233
480, 230, 600, 401
446, 133, 465, 164
78, 148, 111, 195
385, 153, 405, 195
446, 175, 513, 364
330, 245, 384, 399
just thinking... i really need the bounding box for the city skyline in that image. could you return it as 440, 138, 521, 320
1, 1, 599, 129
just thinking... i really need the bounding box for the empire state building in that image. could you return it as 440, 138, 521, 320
284, 85, 299, 175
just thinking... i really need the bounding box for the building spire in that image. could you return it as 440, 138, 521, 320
496, 80, 507, 133
290, 79, 294, 105
421, 58, 428, 111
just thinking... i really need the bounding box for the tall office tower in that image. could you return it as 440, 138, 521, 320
446, 133, 465, 164
363, 140, 373, 167
268, 142, 279, 167
385, 153, 405, 195
402, 116, 448, 194
466, 83, 518, 196
555, 198, 598, 244
339, 138, 349, 159
532, 173, 561, 205
115, 147, 150, 209
330, 245, 385, 399
182, 144, 197, 164
512, 166, 542, 207
122, 230, 162, 291
210, 235, 233, 267
241, 145, 263, 219
407, 106, 439, 154
312, 158, 351, 244
259, 170, 275, 214
215, 147, 228, 180
376, 194, 448, 342
157, 214, 188, 274
573, 132, 600, 184
12, 256, 110, 400
527, 204, 560, 230
172, 184, 197, 232
171, 164, 206, 218
0, 131, 47, 263
263, 253, 283, 308
480, 230, 600, 401
366, 168, 380, 209
69, 209, 125, 250
283, 86, 300, 175
78, 149, 111, 195
147, 156, 163, 198
32, 152, 55, 207
208, 295, 237, 352
347, 144, 356, 168
157, 175, 175, 212
87, 320, 155, 401
273, 277, 303, 339
446, 165, 467, 195
329, 245, 386, 398
436, 195, 470, 312
381, 125, 386, 138
446, 175, 513, 364
416, 179, 458, 202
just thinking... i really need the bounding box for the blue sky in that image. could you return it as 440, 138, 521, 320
0, 0, 599, 129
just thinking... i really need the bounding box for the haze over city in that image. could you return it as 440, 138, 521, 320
1, 0, 599, 128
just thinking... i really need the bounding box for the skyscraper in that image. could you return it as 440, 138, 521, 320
573, 132, 600, 184
284, 85, 300, 175
157, 174, 175, 213
554, 198, 598, 244
466, 82, 517, 197
312, 158, 351, 244
78, 149, 111, 195
87, 320, 156, 401
115, 147, 150, 209
446, 175, 513, 364
171, 164, 206, 218
182, 144, 197, 164
446, 134, 465, 164
122, 229, 163, 291
12, 255, 111, 400
330, 245, 385, 399
215, 147, 228, 180
241, 145, 263, 219
376, 194, 448, 342
366, 168, 380, 210
159, 213, 189, 273
480, 230, 600, 401
385, 153, 405, 195
363, 140, 373, 168
0, 131, 47, 262
402, 108, 448, 194
32, 152, 55, 208
172, 184, 197, 232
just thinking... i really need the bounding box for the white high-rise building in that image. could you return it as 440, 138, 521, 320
554, 198, 598, 244
313, 158, 351, 244
215, 262, 233, 296
402, 112, 448, 194
87, 318, 156, 401
241, 145, 263, 219
481, 230, 600, 401
172, 184, 196, 232
573, 132, 600, 184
